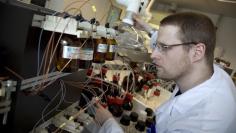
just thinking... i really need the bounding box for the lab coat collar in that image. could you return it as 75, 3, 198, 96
172, 64, 220, 114
155, 65, 221, 115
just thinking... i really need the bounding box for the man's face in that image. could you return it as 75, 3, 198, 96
151, 25, 191, 80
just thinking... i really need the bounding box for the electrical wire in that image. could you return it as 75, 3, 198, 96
34, 0, 94, 94
4, 66, 24, 80
37, 11, 58, 75
32, 80, 65, 132
64, 0, 90, 12
30, 0, 144, 132
32, 0, 142, 130
131, 26, 139, 42
41, 81, 66, 122
36, 17, 73, 93
51, 90, 107, 132
33, 61, 136, 132
37, 29, 44, 75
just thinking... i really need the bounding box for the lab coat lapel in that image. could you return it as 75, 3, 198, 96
155, 86, 179, 124
155, 96, 177, 132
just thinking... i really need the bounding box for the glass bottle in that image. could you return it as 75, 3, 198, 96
120, 114, 131, 133
135, 120, 146, 133
153, 82, 161, 96
139, 110, 147, 121
122, 73, 134, 92
56, 35, 80, 72
143, 85, 149, 101
108, 104, 123, 118
86, 66, 93, 76
93, 37, 108, 63
100, 66, 108, 80
145, 117, 155, 133
129, 112, 138, 133
112, 73, 120, 85
122, 101, 133, 116
78, 37, 94, 69
145, 108, 154, 119
105, 36, 117, 61
145, 108, 155, 133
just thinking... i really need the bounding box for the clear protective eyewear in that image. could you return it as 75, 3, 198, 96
152, 41, 198, 53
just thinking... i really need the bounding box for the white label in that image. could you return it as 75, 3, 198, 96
109, 45, 117, 52
97, 43, 107, 53
62, 46, 80, 59
79, 50, 94, 60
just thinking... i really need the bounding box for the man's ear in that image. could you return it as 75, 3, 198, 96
190, 43, 206, 63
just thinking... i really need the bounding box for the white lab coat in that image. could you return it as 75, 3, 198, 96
98, 65, 236, 133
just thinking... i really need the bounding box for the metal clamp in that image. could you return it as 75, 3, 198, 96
20, 71, 71, 91
0, 80, 17, 125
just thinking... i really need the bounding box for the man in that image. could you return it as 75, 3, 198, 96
94, 12, 236, 133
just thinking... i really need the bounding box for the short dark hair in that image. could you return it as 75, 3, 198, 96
160, 12, 216, 66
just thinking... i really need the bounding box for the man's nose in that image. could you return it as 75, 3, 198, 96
151, 48, 161, 60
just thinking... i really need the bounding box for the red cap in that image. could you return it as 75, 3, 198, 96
100, 102, 107, 108
86, 68, 93, 76
107, 96, 115, 105
125, 92, 133, 102
115, 97, 124, 105
113, 74, 120, 81
102, 67, 108, 74
154, 90, 160, 96
153, 82, 160, 86
143, 85, 149, 91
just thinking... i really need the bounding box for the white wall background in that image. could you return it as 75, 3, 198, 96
216, 17, 236, 70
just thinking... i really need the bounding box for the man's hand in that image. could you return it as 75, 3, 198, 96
133, 14, 153, 34
94, 102, 113, 126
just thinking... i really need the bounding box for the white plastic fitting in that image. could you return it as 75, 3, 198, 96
116, 0, 141, 25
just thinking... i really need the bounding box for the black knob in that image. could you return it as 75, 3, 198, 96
130, 112, 138, 122
108, 105, 123, 117
135, 120, 146, 131
90, 18, 96, 24
62, 12, 70, 18
95, 20, 100, 26
122, 102, 133, 111
105, 23, 110, 28
145, 108, 153, 117
120, 114, 131, 126
75, 14, 85, 22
